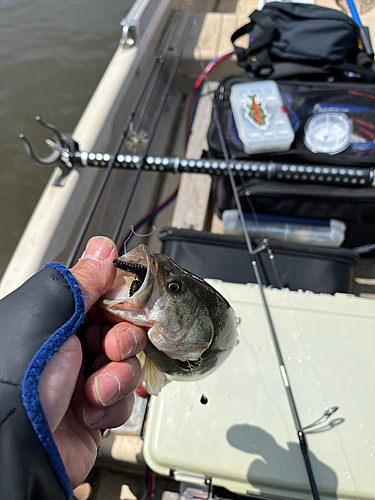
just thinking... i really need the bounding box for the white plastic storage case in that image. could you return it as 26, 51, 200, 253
230, 80, 295, 154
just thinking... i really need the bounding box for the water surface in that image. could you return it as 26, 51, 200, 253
0, 0, 134, 277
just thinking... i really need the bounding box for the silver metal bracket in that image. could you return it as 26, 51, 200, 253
120, 19, 140, 49
171, 471, 211, 487
19, 116, 78, 187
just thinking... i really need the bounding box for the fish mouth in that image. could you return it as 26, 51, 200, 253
112, 259, 148, 297
103, 244, 154, 306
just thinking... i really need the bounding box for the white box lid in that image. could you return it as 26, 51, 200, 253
143, 281, 375, 500
230, 81, 295, 154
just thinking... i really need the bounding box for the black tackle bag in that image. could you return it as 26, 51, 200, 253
207, 3, 375, 248
231, 2, 375, 80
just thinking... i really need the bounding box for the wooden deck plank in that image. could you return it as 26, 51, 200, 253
235, 0, 257, 15
171, 82, 217, 230
317, 0, 375, 47
193, 13, 248, 60
171, 174, 212, 229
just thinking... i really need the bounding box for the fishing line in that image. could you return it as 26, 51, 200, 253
195, 381, 208, 404
237, 168, 343, 412
195, 48, 321, 500
95, 167, 117, 234
236, 187, 329, 404
111, 0, 202, 247
132, 15, 178, 140
214, 112, 321, 500
240, 193, 342, 421
130, 1, 193, 137
236, 176, 285, 287
121, 225, 156, 256
119, 185, 179, 252
185, 51, 235, 152
130, 224, 156, 240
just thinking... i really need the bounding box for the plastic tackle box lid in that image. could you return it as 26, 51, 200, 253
230, 81, 295, 155
304, 113, 353, 154
143, 281, 375, 500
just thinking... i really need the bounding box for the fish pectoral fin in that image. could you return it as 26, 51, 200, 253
143, 356, 166, 396
137, 351, 146, 368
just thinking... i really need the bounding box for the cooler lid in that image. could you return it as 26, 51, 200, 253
143, 281, 375, 500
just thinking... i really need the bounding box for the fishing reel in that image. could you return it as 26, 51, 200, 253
19, 115, 80, 186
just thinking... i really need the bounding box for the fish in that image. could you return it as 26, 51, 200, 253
100, 244, 238, 395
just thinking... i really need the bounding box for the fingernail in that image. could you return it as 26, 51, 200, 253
94, 374, 121, 406
81, 237, 113, 262
116, 328, 138, 359
83, 404, 107, 427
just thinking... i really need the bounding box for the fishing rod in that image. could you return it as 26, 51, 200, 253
214, 105, 322, 500
60, 151, 374, 187
193, 50, 323, 500
21, 130, 375, 188
20, 0, 188, 267
64, 0, 190, 266
21, 0, 202, 264
111, 0, 201, 245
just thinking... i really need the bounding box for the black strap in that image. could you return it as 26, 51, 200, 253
359, 26, 374, 59
264, 60, 375, 81
250, 9, 278, 32
231, 10, 279, 72
266, 62, 331, 79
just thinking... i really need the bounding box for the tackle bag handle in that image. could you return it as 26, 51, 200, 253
231, 9, 278, 74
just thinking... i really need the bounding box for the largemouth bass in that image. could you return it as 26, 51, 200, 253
101, 244, 237, 395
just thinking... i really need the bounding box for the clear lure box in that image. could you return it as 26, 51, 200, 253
230, 80, 295, 154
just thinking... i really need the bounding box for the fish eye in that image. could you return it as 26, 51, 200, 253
167, 276, 182, 293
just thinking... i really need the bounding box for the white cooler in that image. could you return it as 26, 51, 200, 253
143, 281, 375, 500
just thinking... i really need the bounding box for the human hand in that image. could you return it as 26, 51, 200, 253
38, 237, 148, 488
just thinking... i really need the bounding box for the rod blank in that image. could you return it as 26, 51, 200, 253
73, 152, 374, 187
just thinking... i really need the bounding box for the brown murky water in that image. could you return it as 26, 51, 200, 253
0, 0, 134, 277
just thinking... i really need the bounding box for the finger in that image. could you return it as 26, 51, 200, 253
79, 394, 135, 430
93, 353, 111, 371
84, 324, 112, 357
70, 236, 118, 312
39, 335, 82, 433
102, 323, 148, 361
83, 303, 125, 327
85, 356, 141, 408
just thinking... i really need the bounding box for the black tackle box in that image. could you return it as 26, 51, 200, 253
160, 227, 359, 295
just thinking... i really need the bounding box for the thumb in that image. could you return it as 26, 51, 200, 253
39, 335, 82, 432
70, 236, 118, 312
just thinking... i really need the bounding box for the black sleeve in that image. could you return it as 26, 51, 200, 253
0, 263, 85, 500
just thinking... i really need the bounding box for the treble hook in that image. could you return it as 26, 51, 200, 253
19, 116, 65, 165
